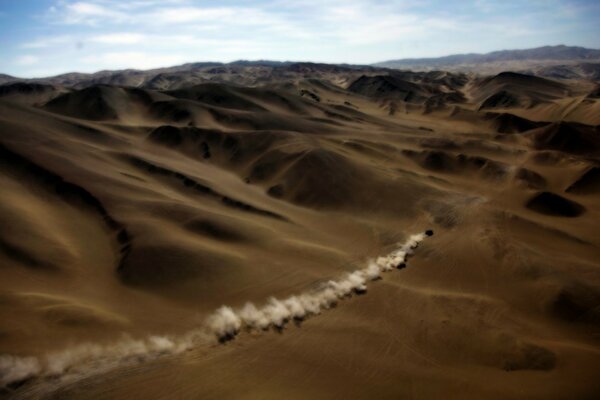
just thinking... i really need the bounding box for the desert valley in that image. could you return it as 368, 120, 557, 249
0, 46, 599, 399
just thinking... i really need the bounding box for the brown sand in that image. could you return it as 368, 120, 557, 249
0, 69, 599, 399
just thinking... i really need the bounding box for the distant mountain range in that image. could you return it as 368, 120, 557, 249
374, 45, 600, 76
375, 45, 600, 67
1, 46, 599, 88
0, 62, 385, 90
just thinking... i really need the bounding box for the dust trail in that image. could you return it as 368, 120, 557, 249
0, 332, 207, 389
0, 230, 432, 390
205, 231, 432, 341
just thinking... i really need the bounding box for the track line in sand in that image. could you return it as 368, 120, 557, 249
0, 230, 432, 395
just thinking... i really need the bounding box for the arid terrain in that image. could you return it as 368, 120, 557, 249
0, 62, 599, 399
375, 45, 600, 79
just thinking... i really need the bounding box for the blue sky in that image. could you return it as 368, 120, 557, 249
1, 0, 599, 78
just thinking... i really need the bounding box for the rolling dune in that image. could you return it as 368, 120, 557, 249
0, 66, 599, 399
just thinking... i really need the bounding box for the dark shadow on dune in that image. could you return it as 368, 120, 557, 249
479, 90, 521, 110
503, 343, 556, 372
485, 112, 548, 134
184, 219, 246, 242
549, 282, 600, 324
0, 238, 57, 270
514, 168, 547, 189
525, 192, 585, 217
44, 85, 120, 120
0, 82, 56, 96
528, 122, 600, 156
566, 166, 600, 195
127, 156, 287, 221
402, 149, 509, 181
147, 125, 183, 147
149, 101, 193, 123
0, 144, 132, 271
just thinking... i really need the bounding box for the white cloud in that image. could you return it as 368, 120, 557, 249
22, 35, 73, 49
15, 55, 39, 66
60, 1, 127, 24
81, 51, 188, 70
90, 33, 146, 44
313, 2, 461, 45
69, 2, 116, 16
0, 0, 591, 77
146, 7, 238, 23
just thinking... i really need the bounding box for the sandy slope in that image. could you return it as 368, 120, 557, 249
0, 70, 599, 399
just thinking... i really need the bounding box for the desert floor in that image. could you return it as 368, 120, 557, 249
0, 71, 599, 399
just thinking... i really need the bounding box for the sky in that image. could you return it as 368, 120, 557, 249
0, 0, 599, 78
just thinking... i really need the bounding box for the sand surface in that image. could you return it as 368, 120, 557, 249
0, 69, 599, 399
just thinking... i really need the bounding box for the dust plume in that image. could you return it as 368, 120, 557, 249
0, 333, 205, 388
205, 231, 432, 340
0, 231, 431, 388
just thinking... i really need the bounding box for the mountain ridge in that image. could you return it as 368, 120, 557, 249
1, 46, 599, 89
375, 45, 600, 68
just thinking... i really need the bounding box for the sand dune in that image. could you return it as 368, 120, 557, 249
527, 122, 600, 155
0, 83, 66, 106
0, 65, 599, 399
